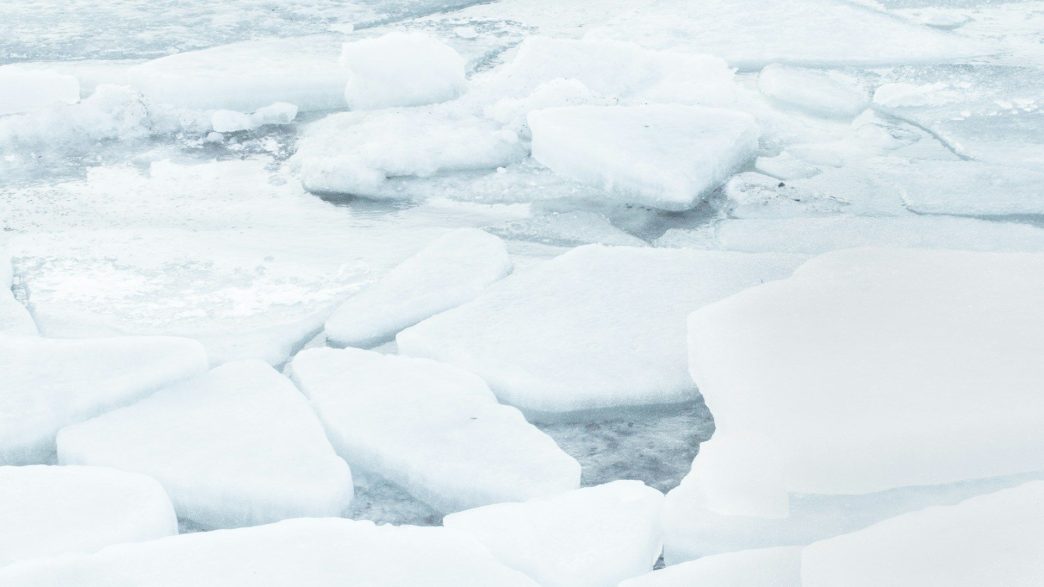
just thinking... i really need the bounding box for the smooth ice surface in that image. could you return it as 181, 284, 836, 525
0, 465, 176, 567
444, 480, 664, 587
0, 335, 207, 464
57, 360, 353, 529
398, 245, 805, 416
620, 546, 802, 587
679, 248, 1044, 517
289, 347, 580, 512
341, 32, 466, 110
325, 228, 511, 347
0, 68, 79, 115
883, 158, 1044, 216
802, 482, 1044, 586
0, 518, 541, 586
757, 65, 868, 119
529, 105, 759, 210
127, 36, 348, 112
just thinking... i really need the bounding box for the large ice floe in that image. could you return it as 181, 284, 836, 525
289, 347, 579, 512
325, 228, 512, 348
0, 335, 207, 465
663, 248, 1044, 560
56, 360, 353, 529
0, 465, 176, 567
444, 480, 664, 587
340, 32, 467, 110
0, 518, 541, 586
398, 245, 805, 418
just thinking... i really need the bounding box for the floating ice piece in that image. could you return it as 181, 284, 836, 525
341, 32, 466, 110
528, 105, 759, 210
57, 360, 353, 529
398, 245, 804, 417
0, 465, 176, 567
0, 69, 79, 115
0, 336, 207, 465
326, 229, 511, 347
1, 248, 36, 336
289, 348, 579, 512
620, 546, 802, 587
296, 109, 527, 196
754, 152, 821, 180
127, 36, 347, 112
885, 158, 1044, 216
802, 482, 1044, 586
211, 101, 298, 132
667, 248, 1044, 558
490, 210, 648, 248
0, 518, 541, 586
757, 65, 868, 119
444, 480, 663, 587
658, 215, 1044, 254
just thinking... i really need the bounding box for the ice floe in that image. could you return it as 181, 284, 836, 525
0, 68, 79, 115
620, 546, 802, 587
757, 65, 869, 119
341, 32, 466, 110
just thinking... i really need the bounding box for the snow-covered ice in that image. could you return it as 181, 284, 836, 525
757, 65, 868, 119
444, 480, 663, 587
325, 228, 511, 347
341, 32, 466, 110
0, 465, 176, 567
620, 546, 802, 587
289, 347, 580, 512
398, 245, 804, 417
529, 105, 760, 210
0, 68, 79, 115
0, 335, 207, 465
56, 360, 353, 529
0, 518, 541, 586
211, 102, 298, 133
1, 248, 37, 336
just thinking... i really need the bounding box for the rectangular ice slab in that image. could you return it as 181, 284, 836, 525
802, 482, 1044, 586
289, 348, 579, 513
325, 229, 512, 348
0, 465, 176, 567
528, 105, 759, 210
341, 32, 466, 110
0, 336, 207, 465
0, 518, 541, 587
57, 360, 353, 529
444, 480, 664, 587
398, 245, 805, 417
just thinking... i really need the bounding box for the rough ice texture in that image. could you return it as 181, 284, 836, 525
664, 248, 1044, 558
211, 101, 297, 132
657, 215, 1044, 255
0, 68, 79, 115
0, 336, 208, 465
340, 32, 466, 110
289, 348, 579, 513
757, 65, 868, 119
529, 105, 759, 211
326, 228, 512, 348
127, 36, 347, 112
802, 482, 1044, 586
444, 480, 664, 587
0, 465, 176, 567
1, 248, 37, 336
57, 360, 353, 529
620, 546, 802, 587
0, 518, 541, 586
397, 245, 804, 417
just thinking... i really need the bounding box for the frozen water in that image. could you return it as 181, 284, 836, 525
802, 482, 1044, 586
0, 68, 79, 115
0, 465, 176, 567
341, 32, 466, 110
57, 360, 354, 529
1, 248, 37, 336
211, 102, 298, 133
325, 228, 511, 347
620, 546, 802, 587
528, 105, 760, 210
444, 480, 664, 587
289, 347, 580, 512
397, 245, 805, 417
665, 248, 1044, 557
0, 518, 541, 586
757, 65, 869, 119
0, 335, 207, 465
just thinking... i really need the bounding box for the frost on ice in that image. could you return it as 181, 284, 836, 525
0, 465, 176, 567
57, 361, 354, 529
289, 348, 580, 512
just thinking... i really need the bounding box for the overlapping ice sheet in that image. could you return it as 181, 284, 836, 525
57, 361, 354, 529
289, 347, 580, 512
